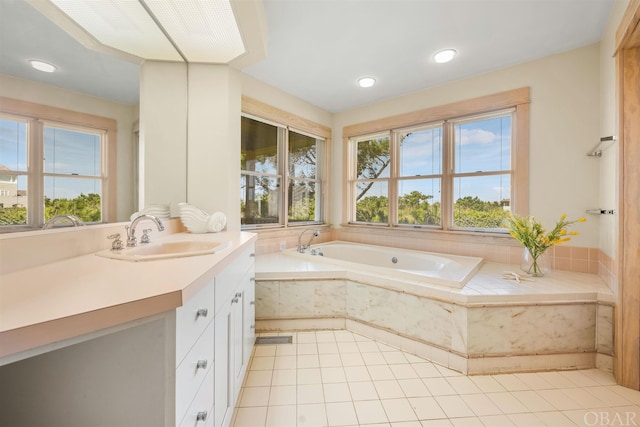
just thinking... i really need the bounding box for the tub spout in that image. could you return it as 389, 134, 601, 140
297, 229, 320, 253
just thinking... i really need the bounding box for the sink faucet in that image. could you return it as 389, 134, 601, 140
125, 214, 165, 247
297, 229, 320, 253
43, 214, 82, 229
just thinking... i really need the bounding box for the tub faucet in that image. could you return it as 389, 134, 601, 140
297, 229, 320, 253
43, 214, 82, 229
126, 214, 165, 247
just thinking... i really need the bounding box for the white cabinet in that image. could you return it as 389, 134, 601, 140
213, 244, 255, 427
175, 277, 215, 427
176, 242, 255, 427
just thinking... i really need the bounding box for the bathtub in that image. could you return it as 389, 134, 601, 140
283, 241, 483, 288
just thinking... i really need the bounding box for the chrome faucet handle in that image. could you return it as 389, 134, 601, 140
107, 233, 124, 251
140, 228, 152, 244
125, 225, 137, 247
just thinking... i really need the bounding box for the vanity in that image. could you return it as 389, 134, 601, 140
0, 228, 256, 427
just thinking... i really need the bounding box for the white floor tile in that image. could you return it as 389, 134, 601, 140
233, 406, 268, 427
510, 390, 556, 412
324, 382, 352, 403
231, 329, 640, 427
391, 364, 419, 380
326, 401, 358, 426
354, 400, 389, 424
341, 352, 365, 366
271, 369, 296, 386
398, 378, 431, 397
407, 396, 447, 420
319, 353, 342, 368
296, 403, 327, 427
268, 385, 297, 406
265, 404, 297, 427
381, 398, 419, 422
238, 386, 270, 407
459, 393, 502, 416
491, 374, 530, 391
297, 383, 325, 404
349, 381, 380, 401
374, 379, 405, 399
423, 377, 457, 396
434, 395, 475, 418
344, 365, 371, 382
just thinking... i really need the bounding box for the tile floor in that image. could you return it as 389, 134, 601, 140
231, 330, 640, 427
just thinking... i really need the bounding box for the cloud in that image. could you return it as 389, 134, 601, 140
459, 128, 498, 145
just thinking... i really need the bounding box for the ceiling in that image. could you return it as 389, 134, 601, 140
1, 0, 615, 112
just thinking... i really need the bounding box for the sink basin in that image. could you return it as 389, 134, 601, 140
96, 240, 231, 262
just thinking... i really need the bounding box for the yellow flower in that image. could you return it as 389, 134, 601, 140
560, 213, 567, 220
578, 217, 586, 222
569, 231, 579, 236
560, 229, 567, 235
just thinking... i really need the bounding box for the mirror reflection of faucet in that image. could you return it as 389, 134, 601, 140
42, 214, 83, 229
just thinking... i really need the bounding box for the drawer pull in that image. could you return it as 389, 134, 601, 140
250, 277, 256, 282
196, 308, 208, 318
235, 292, 242, 298
196, 411, 208, 422
250, 301, 255, 306
249, 253, 256, 258
196, 359, 208, 370
231, 297, 239, 304
250, 325, 255, 330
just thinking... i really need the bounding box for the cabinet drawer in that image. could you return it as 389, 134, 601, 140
176, 278, 215, 365
214, 244, 255, 315
178, 364, 214, 427
176, 319, 214, 424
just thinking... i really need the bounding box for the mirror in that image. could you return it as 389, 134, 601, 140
0, 0, 142, 231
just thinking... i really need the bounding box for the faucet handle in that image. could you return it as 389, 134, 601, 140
107, 233, 124, 251
140, 229, 152, 244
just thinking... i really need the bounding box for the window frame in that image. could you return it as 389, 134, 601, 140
343, 88, 530, 233
241, 97, 331, 230
0, 96, 117, 231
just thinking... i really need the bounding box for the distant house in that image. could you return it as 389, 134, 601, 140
0, 164, 26, 208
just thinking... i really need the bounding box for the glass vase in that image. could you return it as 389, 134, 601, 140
520, 248, 551, 277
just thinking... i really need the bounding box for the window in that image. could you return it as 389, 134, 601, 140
0, 97, 116, 230
241, 114, 325, 228
346, 88, 529, 232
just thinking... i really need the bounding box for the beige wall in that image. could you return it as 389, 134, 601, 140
597, 0, 629, 295
0, 74, 138, 221
332, 44, 602, 249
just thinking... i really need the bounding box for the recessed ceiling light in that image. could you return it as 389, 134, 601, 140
29, 60, 57, 73
358, 77, 376, 88
433, 49, 457, 64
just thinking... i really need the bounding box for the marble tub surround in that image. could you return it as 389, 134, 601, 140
255, 252, 614, 375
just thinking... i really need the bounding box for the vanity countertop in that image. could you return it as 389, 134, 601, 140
0, 231, 256, 362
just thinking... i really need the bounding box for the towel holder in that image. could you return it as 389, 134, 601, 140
586, 209, 615, 215
587, 136, 616, 157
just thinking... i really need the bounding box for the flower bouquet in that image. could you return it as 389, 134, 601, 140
503, 213, 585, 277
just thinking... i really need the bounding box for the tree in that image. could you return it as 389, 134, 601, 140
355, 138, 390, 201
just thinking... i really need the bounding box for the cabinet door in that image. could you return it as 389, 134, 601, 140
243, 272, 256, 370
231, 289, 244, 399
213, 300, 231, 427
